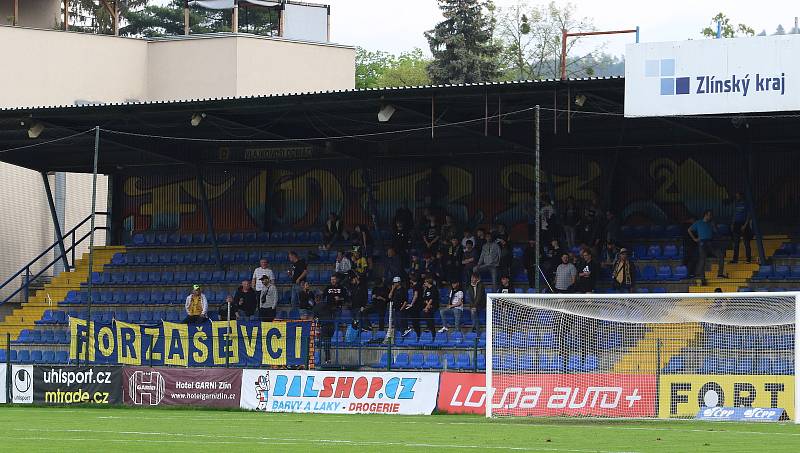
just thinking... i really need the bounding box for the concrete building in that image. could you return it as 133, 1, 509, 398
0, 4, 354, 300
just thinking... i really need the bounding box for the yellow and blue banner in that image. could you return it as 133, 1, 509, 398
69, 318, 311, 367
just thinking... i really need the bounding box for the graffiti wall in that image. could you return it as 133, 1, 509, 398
117, 151, 800, 236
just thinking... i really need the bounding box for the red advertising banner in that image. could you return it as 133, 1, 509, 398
122, 367, 242, 408
437, 372, 657, 417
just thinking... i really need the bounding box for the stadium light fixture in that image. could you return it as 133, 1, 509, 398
191, 113, 206, 127
377, 104, 396, 123
23, 121, 44, 139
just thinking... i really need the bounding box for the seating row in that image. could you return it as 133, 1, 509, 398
111, 250, 337, 267
13, 330, 70, 345
371, 351, 485, 370
751, 265, 800, 281
619, 224, 730, 239
129, 231, 395, 247
331, 330, 486, 348
1, 350, 70, 364
772, 242, 800, 258
91, 269, 335, 286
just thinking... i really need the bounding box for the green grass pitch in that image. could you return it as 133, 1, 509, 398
0, 406, 799, 452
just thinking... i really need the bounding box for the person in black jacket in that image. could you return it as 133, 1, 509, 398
420, 277, 439, 338
233, 280, 258, 321
348, 272, 368, 327
466, 273, 487, 332
387, 276, 408, 335
401, 274, 423, 337
497, 275, 515, 293
361, 278, 388, 331
298, 281, 316, 320
313, 280, 339, 365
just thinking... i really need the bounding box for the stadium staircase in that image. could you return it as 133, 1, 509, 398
689, 234, 788, 293
0, 246, 122, 348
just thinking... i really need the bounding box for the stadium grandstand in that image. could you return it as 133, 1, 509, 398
0, 73, 797, 377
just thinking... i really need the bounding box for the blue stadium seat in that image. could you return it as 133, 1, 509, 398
374, 352, 389, 368
42, 350, 55, 364
146, 253, 159, 264
646, 245, 662, 260
662, 244, 679, 259
640, 265, 657, 281
409, 352, 425, 369
656, 265, 672, 281
174, 271, 187, 283
673, 265, 689, 280
443, 353, 457, 369
31, 350, 43, 364
55, 350, 69, 364
393, 353, 410, 369
53, 311, 67, 325
773, 265, 790, 280
566, 355, 583, 372
753, 265, 772, 281
17, 350, 30, 363
418, 331, 434, 346
455, 352, 472, 370
663, 356, 685, 373
447, 331, 464, 347
424, 353, 442, 369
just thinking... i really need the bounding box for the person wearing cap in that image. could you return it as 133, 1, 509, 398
438, 280, 464, 333
183, 284, 208, 324
611, 248, 636, 293
258, 274, 278, 321
497, 275, 515, 294
387, 276, 408, 333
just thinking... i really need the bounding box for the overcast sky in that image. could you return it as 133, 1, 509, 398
321, 0, 798, 56
163, 1, 798, 56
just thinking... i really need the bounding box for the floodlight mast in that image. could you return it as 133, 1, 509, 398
560, 27, 639, 80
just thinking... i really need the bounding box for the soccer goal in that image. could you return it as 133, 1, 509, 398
485, 292, 799, 423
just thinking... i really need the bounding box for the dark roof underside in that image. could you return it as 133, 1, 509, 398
0, 77, 798, 174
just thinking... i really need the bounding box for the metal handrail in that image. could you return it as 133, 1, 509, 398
0, 212, 109, 305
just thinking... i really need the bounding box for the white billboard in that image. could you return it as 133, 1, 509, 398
625, 35, 798, 117
11, 365, 33, 404
240, 369, 439, 415
0, 365, 5, 404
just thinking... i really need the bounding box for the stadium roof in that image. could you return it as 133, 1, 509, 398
0, 76, 798, 174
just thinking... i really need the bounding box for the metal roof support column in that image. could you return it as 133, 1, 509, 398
743, 144, 767, 265
41, 171, 70, 272
361, 164, 383, 255
196, 166, 223, 271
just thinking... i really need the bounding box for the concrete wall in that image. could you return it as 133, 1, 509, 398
0, 27, 355, 108
146, 36, 239, 102
235, 36, 355, 97
0, 26, 148, 108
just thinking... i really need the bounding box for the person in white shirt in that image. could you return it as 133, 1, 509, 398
438, 280, 464, 333
258, 275, 278, 322
252, 259, 275, 294
183, 284, 208, 324
334, 251, 351, 275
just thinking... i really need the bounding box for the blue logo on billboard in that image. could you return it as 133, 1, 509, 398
646, 58, 785, 97
645, 59, 690, 96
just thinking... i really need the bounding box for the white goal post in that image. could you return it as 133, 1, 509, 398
486, 292, 799, 423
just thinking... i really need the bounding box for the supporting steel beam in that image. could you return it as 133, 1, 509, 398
41, 172, 70, 272
196, 166, 223, 270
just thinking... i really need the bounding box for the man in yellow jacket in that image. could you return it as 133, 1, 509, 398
184, 284, 208, 324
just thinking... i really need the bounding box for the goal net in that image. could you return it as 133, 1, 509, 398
486, 292, 799, 422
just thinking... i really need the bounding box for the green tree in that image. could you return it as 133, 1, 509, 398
355, 47, 394, 89
425, 0, 502, 84
701, 13, 755, 38
65, 0, 148, 34
355, 48, 431, 89
497, 1, 596, 80
376, 49, 431, 87
120, 1, 277, 37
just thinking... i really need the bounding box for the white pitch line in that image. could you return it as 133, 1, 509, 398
12, 427, 636, 453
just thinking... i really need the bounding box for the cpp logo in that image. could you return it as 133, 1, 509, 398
11, 365, 33, 404
128, 371, 165, 406
645, 58, 690, 96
